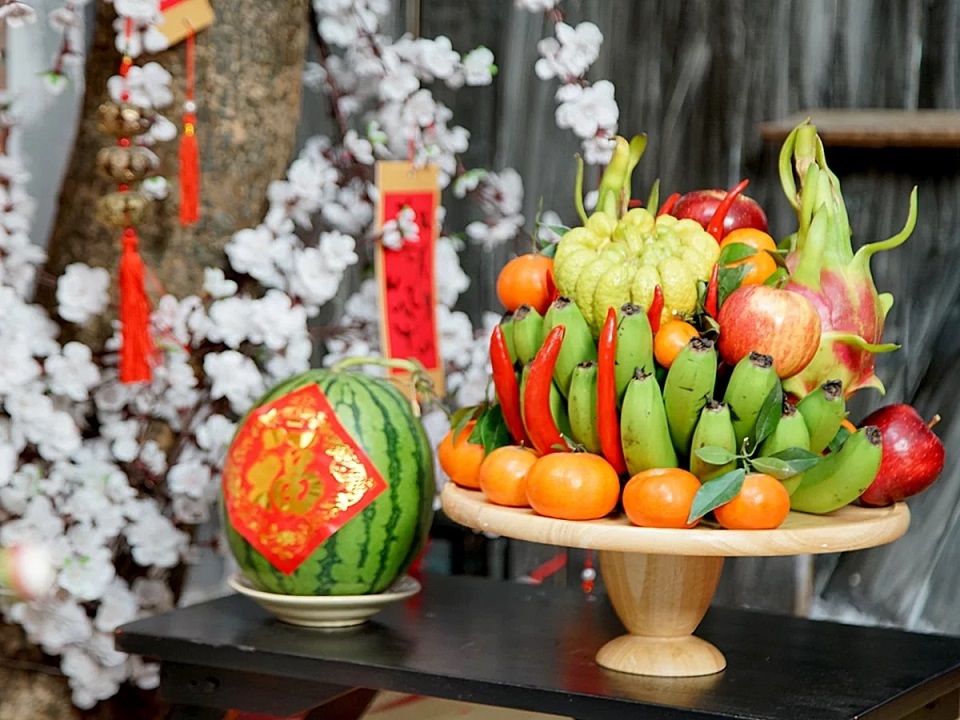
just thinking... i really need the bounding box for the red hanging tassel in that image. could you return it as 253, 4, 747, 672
179, 27, 200, 225
118, 227, 155, 383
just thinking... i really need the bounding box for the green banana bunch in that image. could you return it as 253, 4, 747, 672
621, 369, 678, 475
520, 365, 572, 440
500, 311, 518, 365
689, 400, 737, 482
663, 337, 718, 457
796, 379, 846, 454
513, 305, 545, 365
790, 426, 883, 514
723, 352, 780, 452
544, 297, 597, 396
567, 361, 602, 453
757, 402, 812, 495
614, 303, 654, 404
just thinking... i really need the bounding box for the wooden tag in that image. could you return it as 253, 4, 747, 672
375, 161, 446, 400
158, 0, 215, 46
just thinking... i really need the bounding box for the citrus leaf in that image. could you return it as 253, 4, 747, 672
719, 242, 757, 265
768, 447, 821, 462
827, 424, 852, 454
538, 242, 558, 259
452, 404, 485, 443
763, 267, 789, 287
694, 445, 738, 466
688, 468, 746, 524
768, 248, 790, 269
468, 404, 511, 455
750, 382, 783, 448
718, 264, 750, 306
748, 456, 809, 480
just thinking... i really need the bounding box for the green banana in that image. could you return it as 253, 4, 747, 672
757, 402, 812, 495
512, 304, 545, 365
620, 368, 678, 475
567, 361, 601, 453
722, 351, 780, 453
688, 400, 737, 482
544, 297, 597, 397
663, 336, 718, 457
500, 311, 518, 365
614, 302, 654, 404
789, 426, 884, 514
796, 379, 846, 454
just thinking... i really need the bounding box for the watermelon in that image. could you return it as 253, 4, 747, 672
222, 369, 435, 597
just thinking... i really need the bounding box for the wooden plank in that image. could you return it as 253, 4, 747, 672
758, 110, 960, 148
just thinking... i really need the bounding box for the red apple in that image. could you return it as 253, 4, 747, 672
671, 189, 769, 235
858, 404, 946, 507
717, 285, 821, 378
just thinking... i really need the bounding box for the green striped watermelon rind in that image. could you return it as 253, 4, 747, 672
221, 368, 436, 597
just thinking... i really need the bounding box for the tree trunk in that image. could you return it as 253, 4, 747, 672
7, 1, 310, 717
38, 0, 310, 343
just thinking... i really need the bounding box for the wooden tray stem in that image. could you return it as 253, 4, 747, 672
596, 551, 726, 677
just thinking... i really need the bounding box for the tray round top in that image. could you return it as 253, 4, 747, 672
440, 484, 910, 557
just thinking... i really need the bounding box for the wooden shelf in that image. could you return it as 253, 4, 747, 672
759, 109, 960, 148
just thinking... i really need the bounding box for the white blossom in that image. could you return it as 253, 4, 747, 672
0, 2, 37, 27
45, 342, 100, 402
515, 0, 557, 11
382, 205, 420, 250
535, 21, 603, 81
140, 175, 170, 200
203, 351, 265, 413
58, 546, 116, 602
56, 263, 110, 324
203, 267, 238, 299
124, 501, 188, 568
462, 47, 497, 86
555, 80, 619, 141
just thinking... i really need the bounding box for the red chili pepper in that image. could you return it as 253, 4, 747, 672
647, 285, 664, 334
489, 326, 530, 447
597, 307, 628, 475
627, 198, 644, 209
705, 178, 749, 242
545, 264, 559, 305
704, 263, 720, 318
522, 325, 568, 455
657, 192, 681, 217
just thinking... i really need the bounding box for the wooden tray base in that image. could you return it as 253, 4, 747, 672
596, 551, 726, 677
440, 484, 911, 679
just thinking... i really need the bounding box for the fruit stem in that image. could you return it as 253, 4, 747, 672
929, 414, 942, 430
573, 154, 588, 225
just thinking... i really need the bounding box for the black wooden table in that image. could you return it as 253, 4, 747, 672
115, 573, 960, 720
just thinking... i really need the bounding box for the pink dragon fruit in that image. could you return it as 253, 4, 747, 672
778, 122, 918, 399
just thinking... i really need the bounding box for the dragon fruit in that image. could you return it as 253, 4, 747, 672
778, 121, 918, 399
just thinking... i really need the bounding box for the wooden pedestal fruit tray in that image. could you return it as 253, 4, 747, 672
440, 483, 910, 679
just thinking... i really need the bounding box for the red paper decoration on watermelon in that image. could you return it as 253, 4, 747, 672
375, 161, 445, 397
221, 384, 388, 575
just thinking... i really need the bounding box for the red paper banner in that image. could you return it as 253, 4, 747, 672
222, 385, 387, 575
380, 191, 439, 372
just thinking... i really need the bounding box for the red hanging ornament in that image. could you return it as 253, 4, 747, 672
118, 227, 156, 383
179, 25, 200, 225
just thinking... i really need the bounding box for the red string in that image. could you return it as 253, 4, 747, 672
179, 26, 200, 225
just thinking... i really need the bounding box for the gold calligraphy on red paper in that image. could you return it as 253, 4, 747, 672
375, 161, 445, 398
222, 385, 387, 575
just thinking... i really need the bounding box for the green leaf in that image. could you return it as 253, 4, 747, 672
718, 264, 749, 306
750, 382, 784, 448
749, 455, 818, 480
763, 267, 789, 287
768, 249, 790, 269
719, 242, 757, 266
451, 404, 485, 443
646, 178, 661, 213
688, 468, 746, 524
467, 404, 511, 455
538, 242, 558, 258
827, 424, 852, 453
694, 446, 738, 466
768, 447, 821, 462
